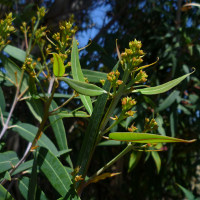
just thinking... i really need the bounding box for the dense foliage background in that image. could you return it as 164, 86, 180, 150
0, 0, 200, 199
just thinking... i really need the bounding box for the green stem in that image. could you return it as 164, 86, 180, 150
99, 68, 130, 133
91, 143, 133, 178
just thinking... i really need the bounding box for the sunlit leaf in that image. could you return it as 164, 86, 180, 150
71, 37, 93, 114
108, 132, 196, 143
52, 53, 65, 77
82, 69, 107, 83
133, 70, 194, 95
58, 77, 106, 96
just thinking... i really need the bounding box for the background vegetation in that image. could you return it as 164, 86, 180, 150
0, 0, 200, 199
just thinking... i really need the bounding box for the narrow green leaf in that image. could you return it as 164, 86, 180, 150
3, 45, 42, 70
3, 171, 11, 181
133, 70, 194, 95
28, 152, 38, 200
71, 37, 93, 114
19, 177, 48, 200
0, 87, 6, 113
49, 100, 72, 167
0, 184, 14, 200
58, 77, 106, 96
13, 123, 58, 155
37, 147, 75, 197
108, 132, 196, 143
77, 61, 119, 179
3, 45, 26, 62
157, 90, 180, 112
26, 98, 44, 123
151, 151, 161, 174
176, 183, 195, 200
0, 151, 19, 173
12, 160, 33, 175
98, 140, 122, 146
57, 111, 90, 118
128, 151, 142, 173
0, 55, 28, 92
82, 69, 107, 83
53, 53, 65, 77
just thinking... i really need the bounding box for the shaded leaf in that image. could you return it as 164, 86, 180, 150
0, 184, 14, 200
156, 90, 180, 112
108, 132, 196, 143
19, 177, 48, 200
13, 123, 58, 155
0, 87, 6, 113
3, 45, 26, 62
76, 61, 119, 179
38, 147, 75, 197
88, 172, 120, 185
151, 151, 161, 173
28, 152, 38, 200
0, 55, 28, 92
0, 151, 19, 173
49, 100, 72, 167
26, 98, 44, 123
176, 183, 195, 200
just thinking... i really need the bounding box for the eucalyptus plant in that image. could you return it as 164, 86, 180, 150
0, 7, 196, 199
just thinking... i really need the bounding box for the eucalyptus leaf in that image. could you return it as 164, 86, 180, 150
49, 100, 72, 167
108, 132, 196, 143
0, 184, 14, 200
57, 110, 90, 118
37, 147, 75, 197
19, 177, 48, 200
82, 69, 107, 83
0, 87, 6, 113
52, 53, 65, 77
71, 37, 93, 114
12, 123, 58, 155
59, 77, 106, 96
0, 151, 19, 173
151, 151, 161, 174
133, 70, 194, 95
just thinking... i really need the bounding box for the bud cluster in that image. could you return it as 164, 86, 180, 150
35, 26, 47, 44
0, 13, 15, 51
134, 70, 148, 83
120, 39, 145, 71
22, 57, 37, 78
144, 118, 158, 132
107, 70, 123, 88
121, 96, 137, 117
37, 7, 46, 19
128, 124, 138, 132
52, 19, 77, 56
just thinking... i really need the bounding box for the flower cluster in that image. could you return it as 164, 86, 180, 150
121, 96, 137, 117
52, 19, 77, 58
144, 118, 158, 132
0, 13, 15, 51
128, 124, 138, 132
120, 39, 145, 71
134, 70, 148, 83
22, 57, 37, 77
107, 70, 123, 88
